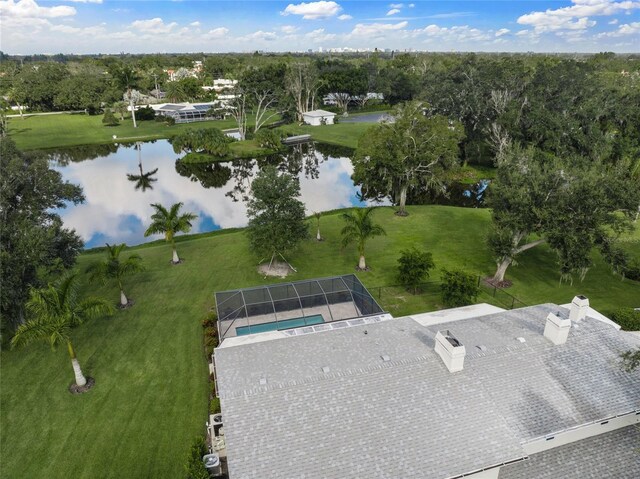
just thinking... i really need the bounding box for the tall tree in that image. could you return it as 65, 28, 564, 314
246, 166, 308, 261
144, 203, 197, 264
11, 272, 114, 388
0, 139, 84, 331
352, 101, 464, 216
285, 62, 320, 121
86, 243, 145, 307
110, 63, 141, 128
240, 63, 287, 133
487, 145, 639, 283
340, 207, 386, 270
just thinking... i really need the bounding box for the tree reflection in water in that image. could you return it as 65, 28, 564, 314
174, 141, 325, 202
126, 142, 158, 192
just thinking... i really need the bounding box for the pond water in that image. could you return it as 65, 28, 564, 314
48, 140, 382, 249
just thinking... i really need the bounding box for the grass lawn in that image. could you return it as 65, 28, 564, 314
7, 113, 265, 151
1, 206, 638, 479
282, 122, 374, 149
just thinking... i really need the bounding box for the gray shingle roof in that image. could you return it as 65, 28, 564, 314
500, 425, 640, 478
214, 304, 640, 479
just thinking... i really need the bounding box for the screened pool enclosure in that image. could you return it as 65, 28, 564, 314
215, 275, 385, 340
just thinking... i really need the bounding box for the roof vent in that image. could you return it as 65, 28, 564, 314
543, 312, 571, 345
321, 366, 330, 373
259, 377, 267, 386
381, 355, 391, 362
435, 330, 466, 372
476, 345, 487, 352
516, 337, 526, 343
569, 295, 589, 322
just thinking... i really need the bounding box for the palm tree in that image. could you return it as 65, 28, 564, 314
86, 243, 145, 307
144, 202, 197, 264
341, 207, 386, 270
313, 211, 323, 241
11, 272, 114, 388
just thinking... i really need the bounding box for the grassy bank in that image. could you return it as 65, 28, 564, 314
7, 113, 270, 151
1, 206, 638, 478
282, 122, 373, 149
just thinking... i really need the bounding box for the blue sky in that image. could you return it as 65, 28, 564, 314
1, 1, 638, 54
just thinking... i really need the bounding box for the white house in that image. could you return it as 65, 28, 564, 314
302, 109, 336, 126
212, 285, 640, 479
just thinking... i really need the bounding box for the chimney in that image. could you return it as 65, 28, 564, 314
544, 312, 571, 345
434, 330, 466, 372
569, 295, 589, 322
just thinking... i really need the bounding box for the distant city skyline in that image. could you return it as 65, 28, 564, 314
1, 0, 639, 54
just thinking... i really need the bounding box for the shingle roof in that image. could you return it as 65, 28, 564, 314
214, 304, 640, 479
500, 425, 640, 478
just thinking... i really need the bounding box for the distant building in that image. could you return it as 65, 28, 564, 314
302, 109, 336, 126
213, 290, 640, 478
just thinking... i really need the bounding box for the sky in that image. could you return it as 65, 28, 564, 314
1, 0, 639, 54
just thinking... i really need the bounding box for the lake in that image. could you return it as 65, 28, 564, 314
49, 140, 382, 249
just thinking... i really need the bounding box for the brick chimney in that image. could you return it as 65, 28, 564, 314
434, 330, 466, 372
544, 312, 571, 345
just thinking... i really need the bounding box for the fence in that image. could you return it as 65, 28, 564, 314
367, 275, 527, 315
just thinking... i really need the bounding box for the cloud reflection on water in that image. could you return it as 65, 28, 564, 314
52, 140, 380, 248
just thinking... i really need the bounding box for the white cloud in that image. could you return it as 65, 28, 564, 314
0, 0, 76, 19
203, 27, 229, 39
49, 23, 105, 35
495, 28, 510, 37
243, 30, 278, 41
416, 24, 492, 42
389, 3, 404, 8
305, 28, 336, 42
280, 25, 299, 33
609, 18, 619, 23
386, 8, 401, 16
351, 21, 408, 36
281, 1, 342, 20
131, 18, 177, 34
64, 0, 102, 3
408, 3, 415, 7
598, 20, 640, 35
338, 14, 352, 20
190, 21, 200, 27
517, 0, 640, 33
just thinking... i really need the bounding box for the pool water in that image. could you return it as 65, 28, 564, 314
236, 314, 325, 336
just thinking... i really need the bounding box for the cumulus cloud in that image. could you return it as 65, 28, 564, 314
386, 8, 401, 16
131, 18, 177, 34
338, 14, 352, 20
351, 21, 408, 36
281, 1, 342, 19
598, 20, 640, 35
609, 18, 619, 23
0, 0, 76, 18
190, 21, 200, 27
203, 27, 229, 39
389, 3, 404, 8
517, 0, 640, 33
243, 30, 278, 41
495, 28, 510, 37
305, 28, 336, 42
64, 0, 102, 3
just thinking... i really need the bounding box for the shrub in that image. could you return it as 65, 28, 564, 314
611, 308, 640, 331
101, 108, 119, 126
209, 396, 221, 414
440, 269, 479, 307
202, 311, 217, 328
254, 128, 285, 150
184, 436, 209, 479
397, 247, 435, 294
136, 105, 156, 121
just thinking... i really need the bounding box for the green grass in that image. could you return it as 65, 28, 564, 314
7, 113, 276, 151
181, 139, 283, 163
1, 205, 638, 479
282, 122, 374, 149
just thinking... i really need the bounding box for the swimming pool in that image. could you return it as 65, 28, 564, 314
235, 314, 325, 336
